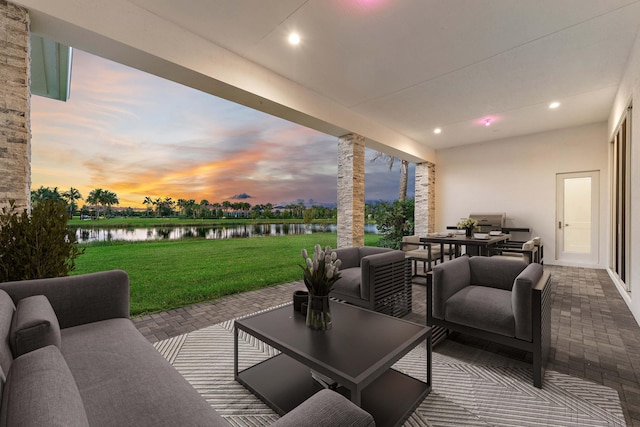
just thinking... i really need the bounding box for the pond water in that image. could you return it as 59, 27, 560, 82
74, 223, 379, 243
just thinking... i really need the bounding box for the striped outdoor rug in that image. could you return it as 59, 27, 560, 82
154, 306, 625, 427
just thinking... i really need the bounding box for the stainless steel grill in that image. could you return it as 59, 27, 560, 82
468, 213, 506, 232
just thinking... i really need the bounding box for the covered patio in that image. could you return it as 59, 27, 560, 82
2, 1, 640, 425
132, 266, 640, 424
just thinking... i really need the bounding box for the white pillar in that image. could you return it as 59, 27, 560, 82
337, 133, 365, 248
0, 1, 31, 212
415, 161, 435, 236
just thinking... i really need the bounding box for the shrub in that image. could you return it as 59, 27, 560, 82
375, 199, 415, 249
0, 200, 84, 282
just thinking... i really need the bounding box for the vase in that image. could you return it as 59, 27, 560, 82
306, 294, 332, 330
466, 228, 473, 237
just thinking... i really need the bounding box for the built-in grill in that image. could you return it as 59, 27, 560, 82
468, 213, 506, 233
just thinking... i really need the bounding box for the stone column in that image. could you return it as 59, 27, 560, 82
0, 1, 31, 212
415, 161, 436, 236
337, 133, 365, 248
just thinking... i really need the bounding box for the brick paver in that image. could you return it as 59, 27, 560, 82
134, 265, 640, 425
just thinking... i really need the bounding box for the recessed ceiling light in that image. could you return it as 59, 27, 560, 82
484, 118, 491, 126
288, 33, 301, 45
549, 101, 560, 109
434, 128, 442, 134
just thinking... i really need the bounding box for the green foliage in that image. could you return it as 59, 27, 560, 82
0, 200, 84, 282
375, 199, 415, 249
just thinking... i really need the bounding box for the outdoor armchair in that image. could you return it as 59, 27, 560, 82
427, 255, 552, 388
331, 246, 412, 317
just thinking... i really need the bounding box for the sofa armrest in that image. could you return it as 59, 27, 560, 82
512, 264, 544, 341
0, 270, 130, 329
431, 255, 471, 319
271, 389, 375, 427
361, 250, 405, 300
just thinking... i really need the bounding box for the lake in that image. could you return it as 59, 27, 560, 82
74, 223, 379, 243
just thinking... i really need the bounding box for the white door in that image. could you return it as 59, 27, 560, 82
556, 171, 599, 264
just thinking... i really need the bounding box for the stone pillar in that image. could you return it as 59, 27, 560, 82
0, 1, 31, 212
415, 161, 436, 236
337, 133, 365, 248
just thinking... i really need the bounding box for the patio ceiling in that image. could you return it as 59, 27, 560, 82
17, 0, 640, 160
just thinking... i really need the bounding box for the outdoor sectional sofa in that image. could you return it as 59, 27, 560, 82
0, 270, 374, 426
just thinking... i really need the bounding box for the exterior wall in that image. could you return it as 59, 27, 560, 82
609, 29, 640, 324
337, 133, 365, 248
0, 1, 30, 211
415, 161, 435, 236
436, 122, 608, 268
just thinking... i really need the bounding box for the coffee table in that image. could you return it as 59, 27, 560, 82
234, 301, 431, 427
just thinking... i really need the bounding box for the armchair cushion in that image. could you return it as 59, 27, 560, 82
445, 286, 514, 337
332, 247, 361, 269
10, 295, 61, 358
432, 256, 471, 320
333, 268, 361, 299
469, 256, 527, 291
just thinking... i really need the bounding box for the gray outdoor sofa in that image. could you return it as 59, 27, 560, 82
331, 246, 412, 317
0, 270, 374, 426
427, 255, 552, 388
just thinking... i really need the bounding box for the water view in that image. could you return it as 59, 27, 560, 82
75, 223, 378, 243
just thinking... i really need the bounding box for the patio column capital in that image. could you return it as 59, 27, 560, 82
337, 133, 365, 248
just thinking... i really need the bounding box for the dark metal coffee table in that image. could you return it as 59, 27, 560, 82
234, 301, 431, 427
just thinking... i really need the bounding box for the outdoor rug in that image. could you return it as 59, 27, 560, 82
153, 306, 625, 427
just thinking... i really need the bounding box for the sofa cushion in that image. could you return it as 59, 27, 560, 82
469, 256, 527, 291
0, 345, 89, 427
10, 295, 61, 358
60, 318, 227, 427
0, 291, 16, 381
445, 286, 515, 337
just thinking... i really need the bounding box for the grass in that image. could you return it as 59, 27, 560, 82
74, 233, 381, 316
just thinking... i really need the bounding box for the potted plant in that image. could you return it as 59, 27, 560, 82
299, 244, 342, 330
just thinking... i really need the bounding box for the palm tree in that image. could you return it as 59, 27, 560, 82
86, 188, 104, 219
143, 196, 154, 217
101, 190, 119, 217
31, 186, 63, 206
371, 152, 409, 201
62, 187, 83, 219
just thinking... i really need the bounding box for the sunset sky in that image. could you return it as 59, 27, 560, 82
31, 50, 415, 208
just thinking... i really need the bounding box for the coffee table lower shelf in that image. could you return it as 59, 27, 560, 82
237, 353, 430, 427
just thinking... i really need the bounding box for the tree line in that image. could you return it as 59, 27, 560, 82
30, 186, 337, 220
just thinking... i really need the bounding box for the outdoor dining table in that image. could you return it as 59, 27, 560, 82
420, 233, 511, 262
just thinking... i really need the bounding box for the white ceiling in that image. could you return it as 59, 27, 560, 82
125, 0, 640, 149
19, 0, 640, 155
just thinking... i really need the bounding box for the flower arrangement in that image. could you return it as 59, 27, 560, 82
300, 244, 342, 296
457, 218, 478, 231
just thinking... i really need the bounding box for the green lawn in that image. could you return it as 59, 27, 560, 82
74, 234, 381, 316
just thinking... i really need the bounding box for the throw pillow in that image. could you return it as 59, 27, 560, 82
10, 295, 61, 358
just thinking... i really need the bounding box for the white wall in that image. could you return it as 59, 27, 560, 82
608, 29, 640, 324
435, 122, 608, 268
